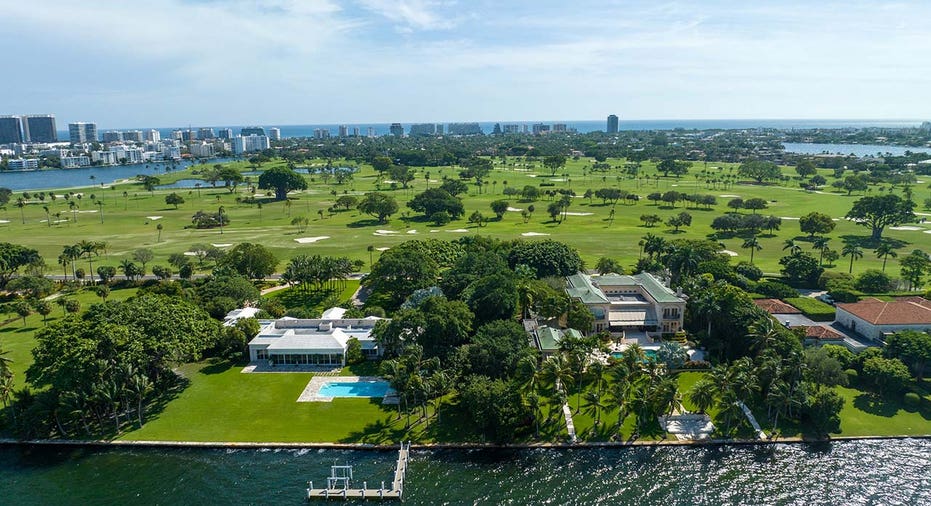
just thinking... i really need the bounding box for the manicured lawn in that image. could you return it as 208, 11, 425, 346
833, 385, 931, 437
268, 280, 360, 317
120, 361, 475, 443
784, 297, 836, 321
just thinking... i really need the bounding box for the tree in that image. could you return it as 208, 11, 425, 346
779, 252, 823, 287
365, 245, 439, 309
841, 244, 863, 274
854, 269, 894, 293
738, 160, 782, 183
900, 249, 930, 290
257, 166, 307, 200
795, 159, 817, 177
0, 243, 41, 288
464, 274, 518, 325
874, 241, 898, 272
798, 212, 836, 238
407, 188, 464, 219
291, 216, 310, 233
742, 198, 768, 213
741, 236, 762, 264
803, 347, 847, 390
658, 159, 690, 177
95, 284, 111, 302
885, 331, 931, 382
490, 200, 509, 219
595, 257, 623, 275
358, 192, 399, 223
439, 179, 469, 196
805, 389, 844, 435
843, 175, 869, 195
507, 239, 584, 278
334, 195, 358, 211
543, 155, 567, 176
12, 300, 32, 326
371, 156, 392, 174
845, 194, 915, 241
96, 265, 117, 284
861, 356, 911, 397
640, 214, 662, 227
468, 210, 486, 227
7, 276, 53, 299
132, 248, 154, 273
164, 193, 185, 209
388, 164, 415, 188
156, 223, 163, 243
218, 243, 278, 279
666, 211, 692, 232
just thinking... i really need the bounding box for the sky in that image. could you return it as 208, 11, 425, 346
3, 0, 931, 128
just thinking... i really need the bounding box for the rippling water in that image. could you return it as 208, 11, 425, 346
1, 440, 928, 505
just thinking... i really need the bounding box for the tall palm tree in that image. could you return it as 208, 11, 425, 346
782, 239, 802, 256
15, 198, 26, 224
687, 378, 716, 414
741, 236, 762, 264
747, 317, 779, 356
874, 242, 898, 272
842, 244, 864, 273
812, 236, 830, 266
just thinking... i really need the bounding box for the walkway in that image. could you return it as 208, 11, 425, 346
555, 379, 577, 442
738, 401, 768, 440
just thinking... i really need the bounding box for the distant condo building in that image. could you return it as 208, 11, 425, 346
607, 114, 619, 133
447, 122, 483, 136
313, 128, 330, 140
8, 158, 39, 170
181, 130, 196, 142
232, 134, 270, 154
123, 130, 144, 142
389, 123, 404, 137
61, 155, 91, 168
552, 123, 567, 133
0, 116, 24, 144
22, 114, 57, 143
338, 125, 349, 137
198, 128, 215, 140
217, 128, 233, 139
532, 123, 551, 135
68, 122, 97, 145
352, 127, 360, 137
241, 126, 266, 137
503, 124, 520, 134
409, 123, 437, 137
269, 127, 281, 141
170, 129, 184, 141
367, 127, 376, 138
145, 129, 161, 142
189, 142, 215, 158
102, 131, 124, 143
921, 122, 931, 132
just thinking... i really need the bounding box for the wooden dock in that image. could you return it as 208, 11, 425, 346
307, 442, 410, 501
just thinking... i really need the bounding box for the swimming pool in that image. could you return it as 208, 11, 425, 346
317, 381, 392, 398
611, 349, 659, 361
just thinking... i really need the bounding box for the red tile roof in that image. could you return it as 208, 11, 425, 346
804, 325, 843, 340
836, 297, 931, 325
753, 299, 801, 314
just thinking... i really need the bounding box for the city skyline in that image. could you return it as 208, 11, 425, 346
3, 1, 931, 127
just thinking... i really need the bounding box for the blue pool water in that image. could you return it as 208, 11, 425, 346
611, 349, 659, 360
318, 381, 391, 398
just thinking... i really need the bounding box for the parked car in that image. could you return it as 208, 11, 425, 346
816, 294, 835, 306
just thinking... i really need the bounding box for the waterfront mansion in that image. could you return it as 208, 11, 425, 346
566, 272, 687, 336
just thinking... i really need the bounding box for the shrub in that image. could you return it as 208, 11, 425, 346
819, 271, 854, 290
784, 297, 836, 321
756, 280, 798, 299
855, 269, 895, 293
903, 392, 921, 411
844, 368, 859, 385
682, 360, 711, 369
827, 287, 860, 303
735, 261, 763, 281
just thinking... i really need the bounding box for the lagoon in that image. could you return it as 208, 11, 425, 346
783, 142, 929, 157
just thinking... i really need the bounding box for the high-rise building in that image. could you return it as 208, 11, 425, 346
181, 130, 196, 142
532, 123, 550, 135
123, 130, 144, 142
198, 128, 215, 140
145, 129, 161, 142
607, 114, 619, 133
503, 124, 520, 134
352, 127, 360, 137
68, 122, 98, 145
102, 131, 124, 143
189, 142, 215, 158
170, 129, 184, 140
269, 127, 281, 141
313, 128, 331, 139
22, 114, 57, 143
367, 127, 376, 138
409, 123, 436, 136
231, 135, 270, 154
0, 116, 24, 144
436, 124, 444, 135
552, 123, 567, 133
447, 123, 483, 136
389, 123, 404, 137
241, 126, 266, 137
217, 128, 233, 139
338, 125, 349, 137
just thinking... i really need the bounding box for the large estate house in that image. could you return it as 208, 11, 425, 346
566, 272, 687, 336
835, 297, 931, 342
247, 308, 384, 366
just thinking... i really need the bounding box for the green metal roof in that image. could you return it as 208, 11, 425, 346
566, 272, 684, 304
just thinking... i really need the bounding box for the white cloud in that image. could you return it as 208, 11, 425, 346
356, 0, 460, 31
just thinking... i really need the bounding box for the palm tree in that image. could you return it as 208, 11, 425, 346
842, 244, 864, 273
741, 236, 762, 264
42, 205, 51, 227
156, 223, 163, 242
218, 206, 226, 234
746, 317, 778, 356
782, 239, 801, 256
874, 242, 898, 272
687, 378, 716, 414
15, 198, 26, 224
69, 200, 79, 223
811, 236, 830, 265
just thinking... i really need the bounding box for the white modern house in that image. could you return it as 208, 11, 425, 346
247, 310, 384, 367
835, 297, 931, 342
566, 272, 687, 336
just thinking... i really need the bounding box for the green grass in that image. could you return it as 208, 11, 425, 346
784, 297, 836, 321
5, 156, 930, 279
268, 280, 360, 317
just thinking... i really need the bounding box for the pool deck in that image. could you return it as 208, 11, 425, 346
297, 376, 397, 404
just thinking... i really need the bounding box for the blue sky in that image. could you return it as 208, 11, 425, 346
3, 0, 930, 128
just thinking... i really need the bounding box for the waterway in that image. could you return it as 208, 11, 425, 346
1, 439, 928, 505
783, 142, 929, 157
0, 159, 239, 192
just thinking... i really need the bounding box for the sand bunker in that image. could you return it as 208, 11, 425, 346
146, 216, 163, 220
521, 232, 550, 237
212, 243, 233, 247
406, 230, 418, 234
375, 247, 390, 251
0, 220, 10, 224
549, 178, 566, 182
719, 194, 741, 198
564, 212, 593, 216
447, 229, 469, 233
373, 229, 398, 236
78, 210, 98, 213
780, 217, 799, 220
507, 207, 523, 212
890, 226, 923, 231
294, 236, 330, 244
720, 250, 739, 257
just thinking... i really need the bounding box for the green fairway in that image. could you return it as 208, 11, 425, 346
4, 157, 929, 278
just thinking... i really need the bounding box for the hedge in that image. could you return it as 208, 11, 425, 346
784, 297, 836, 321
